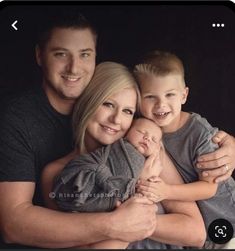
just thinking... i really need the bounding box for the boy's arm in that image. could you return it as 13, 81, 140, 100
137, 176, 218, 202
168, 179, 218, 201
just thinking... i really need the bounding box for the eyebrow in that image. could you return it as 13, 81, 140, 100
126, 107, 136, 111
80, 48, 95, 52
50, 47, 95, 52
165, 89, 177, 92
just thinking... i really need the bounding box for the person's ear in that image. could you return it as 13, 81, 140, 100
35, 45, 42, 66
181, 86, 189, 104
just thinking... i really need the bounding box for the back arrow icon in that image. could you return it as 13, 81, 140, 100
12, 20, 18, 30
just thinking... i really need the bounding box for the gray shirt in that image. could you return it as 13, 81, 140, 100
163, 112, 235, 240
53, 138, 145, 212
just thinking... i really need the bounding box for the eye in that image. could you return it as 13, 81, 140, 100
102, 102, 114, 108
144, 95, 156, 100
152, 137, 158, 143
123, 109, 134, 115
54, 52, 67, 58
137, 130, 145, 135
166, 93, 175, 97
81, 52, 91, 58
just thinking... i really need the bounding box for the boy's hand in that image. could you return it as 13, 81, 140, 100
136, 176, 171, 203
197, 131, 235, 183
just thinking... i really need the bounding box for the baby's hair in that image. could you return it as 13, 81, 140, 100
134, 50, 185, 86
128, 117, 162, 137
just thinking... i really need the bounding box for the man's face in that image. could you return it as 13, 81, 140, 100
36, 27, 96, 102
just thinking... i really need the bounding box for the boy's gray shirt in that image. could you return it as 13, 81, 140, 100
163, 112, 235, 239
53, 138, 145, 212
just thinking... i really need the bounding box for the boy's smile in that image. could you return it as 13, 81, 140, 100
139, 73, 189, 133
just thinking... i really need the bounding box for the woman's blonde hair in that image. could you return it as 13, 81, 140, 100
72, 61, 140, 153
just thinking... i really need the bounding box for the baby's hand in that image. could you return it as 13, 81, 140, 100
140, 152, 162, 180
136, 176, 171, 203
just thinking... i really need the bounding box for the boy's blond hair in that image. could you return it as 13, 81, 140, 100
134, 50, 186, 86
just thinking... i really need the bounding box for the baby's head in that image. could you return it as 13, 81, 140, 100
125, 117, 162, 157
133, 50, 189, 133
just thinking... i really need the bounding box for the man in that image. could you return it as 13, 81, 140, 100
0, 9, 234, 248
0, 11, 159, 249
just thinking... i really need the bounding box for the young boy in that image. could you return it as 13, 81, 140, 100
134, 50, 235, 249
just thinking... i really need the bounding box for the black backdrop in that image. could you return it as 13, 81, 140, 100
0, 2, 235, 135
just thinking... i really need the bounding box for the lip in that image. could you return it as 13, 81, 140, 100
101, 125, 120, 134
154, 111, 171, 120
61, 75, 82, 83
139, 142, 148, 150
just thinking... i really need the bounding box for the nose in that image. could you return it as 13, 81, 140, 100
143, 134, 150, 141
155, 97, 165, 108
110, 110, 122, 125
66, 56, 81, 75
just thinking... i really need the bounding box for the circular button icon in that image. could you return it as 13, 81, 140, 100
208, 219, 234, 244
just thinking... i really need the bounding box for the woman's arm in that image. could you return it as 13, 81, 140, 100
41, 151, 77, 209
197, 131, 235, 182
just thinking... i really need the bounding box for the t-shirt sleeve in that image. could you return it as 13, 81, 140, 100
193, 119, 219, 175
0, 106, 35, 181
194, 125, 218, 158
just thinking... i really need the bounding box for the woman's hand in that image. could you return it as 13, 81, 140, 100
136, 176, 171, 203
197, 131, 235, 183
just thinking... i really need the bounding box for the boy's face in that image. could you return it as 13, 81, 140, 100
36, 27, 96, 102
139, 73, 188, 133
126, 119, 162, 157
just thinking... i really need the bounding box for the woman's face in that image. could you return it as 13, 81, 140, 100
85, 87, 137, 151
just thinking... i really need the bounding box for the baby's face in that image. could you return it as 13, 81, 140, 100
126, 118, 162, 157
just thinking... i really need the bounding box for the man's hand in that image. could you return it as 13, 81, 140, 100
109, 195, 157, 242
197, 131, 235, 183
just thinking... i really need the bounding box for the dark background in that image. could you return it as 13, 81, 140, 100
0, 2, 235, 135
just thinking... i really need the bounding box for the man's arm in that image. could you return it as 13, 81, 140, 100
197, 131, 235, 182
0, 182, 156, 248
149, 151, 206, 247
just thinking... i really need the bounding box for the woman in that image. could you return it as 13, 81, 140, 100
42, 62, 206, 249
